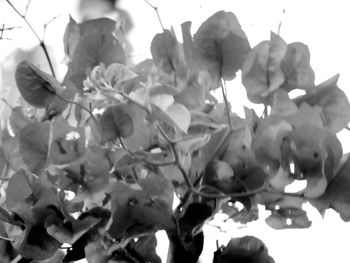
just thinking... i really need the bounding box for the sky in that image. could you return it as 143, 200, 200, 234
1, 0, 350, 262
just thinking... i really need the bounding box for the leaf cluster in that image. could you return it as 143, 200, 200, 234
0, 10, 349, 263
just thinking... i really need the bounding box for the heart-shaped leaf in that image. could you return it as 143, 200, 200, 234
100, 104, 134, 141
193, 10, 251, 84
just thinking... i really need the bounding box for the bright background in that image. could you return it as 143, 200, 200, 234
1, 0, 350, 262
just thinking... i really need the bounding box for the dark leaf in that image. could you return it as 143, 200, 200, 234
167, 230, 204, 263
0, 207, 23, 227
108, 175, 175, 239
194, 10, 251, 83
100, 104, 134, 141
129, 234, 161, 263
213, 236, 274, 263
15, 61, 67, 115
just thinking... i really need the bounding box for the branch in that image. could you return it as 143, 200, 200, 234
221, 79, 232, 129
5, 0, 56, 77
43, 13, 62, 41
142, 0, 165, 31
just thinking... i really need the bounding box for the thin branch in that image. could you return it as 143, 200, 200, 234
10, 255, 22, 263
143, 0, 165, 31
5, 0, 56, 77
221, 79, 232, 129
43, 13, 62, 41
24, 0, 32, 17
0, 235, 14, 242
277, 9, 286, 36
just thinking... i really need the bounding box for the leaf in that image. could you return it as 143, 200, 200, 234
294, 74, 350, 133
100, 104, 134, 141
265, 208, 311, 229
213, 236, 274, 263
19, 122, 50, 175
284, 103, 323, 129
165, 103, 191, 133
2, 137, 27, 172
64, 18, 126, 90
13, 222, 61, 260
108, 175, 175, 239
129, 234, 161, 263
85, 241, 109, 263
151, 30, 183, 74
281, 42, 315, 91
270, 89, 298, 116
285, 125, 343, 198
63, 15, 80, 60
310, 156, 350, 221
193, 10, 251, 83
123, 103, 157, 151
5, 170, 33, 212
202, 160, 234, 194
9, 106, 31, 136
241, 33, 287, 104
15, 61, 67, 115
0, 207, 23, 227
252, 117, 293, 171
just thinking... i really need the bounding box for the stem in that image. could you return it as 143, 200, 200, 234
5, 0, 56, 77
220, 79, 232, 129
0, 235, 14, 242
143, 0, 165, 31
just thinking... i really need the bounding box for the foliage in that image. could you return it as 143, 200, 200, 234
0, 8, 350, 263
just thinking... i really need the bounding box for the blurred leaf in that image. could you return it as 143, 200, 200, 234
63, 15, 80, 60
194, 10, 251, 83
15, 61, 67, 116
270, 89, 298, 116
64, 18, 126, 90
19, 122, 49, 175
165, 103, 191, 133
213, 236, 274, 263
9, 106, 31, 136
294, 74, 350, 133
151, 30, 184, 75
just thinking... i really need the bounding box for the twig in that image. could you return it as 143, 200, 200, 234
43, 13, 62, 41
5, 0, 56, 77
24, 0, 32, 17
10, 255, 22, 263
220, 79, 232, 129
143, 0, 165, 31
277, 9, 286, 36
0, 235, 14, 242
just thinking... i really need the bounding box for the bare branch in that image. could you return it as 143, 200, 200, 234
142, 0, 165, 31
24, 0, 32, 17
5, 0, 56, 77
43, 13, 63, 41
221, 79, 233, 129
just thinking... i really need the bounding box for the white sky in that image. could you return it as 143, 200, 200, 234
1, 0, 350, 262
